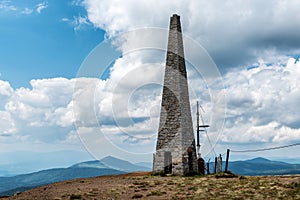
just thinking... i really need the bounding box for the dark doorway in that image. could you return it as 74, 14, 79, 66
187, 147, 193, 172
164, 151, 172, 174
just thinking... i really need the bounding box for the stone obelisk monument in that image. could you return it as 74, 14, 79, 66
153, 14, 197, 175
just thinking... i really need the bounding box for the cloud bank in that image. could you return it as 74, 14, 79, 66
1, 56, 299, 156
83, 0, 300, 69
223, 58, 300, 144
79, 0, 300, 156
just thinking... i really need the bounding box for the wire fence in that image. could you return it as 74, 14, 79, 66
230, 142, 300, 153
202, 142, 300, 175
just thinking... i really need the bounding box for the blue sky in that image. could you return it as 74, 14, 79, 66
1, 0, 300, 175
0, 0, 104, 88
0, 0, 106, 174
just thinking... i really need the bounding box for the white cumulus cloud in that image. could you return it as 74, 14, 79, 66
83, 0, 300, 69
78, 1, 300, 154
21, 7, 33, 15
36, 1, 48, 14
222, 57, 300, 144
0, 56, 299, 157
0, 111, 16, 135
0, 0, 17, 12
72, 15, 91, 31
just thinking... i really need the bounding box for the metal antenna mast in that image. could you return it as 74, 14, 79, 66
196, 101, 210, 158
196, 101, 200, 149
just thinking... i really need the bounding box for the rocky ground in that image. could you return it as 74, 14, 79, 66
1, 172, 300, 200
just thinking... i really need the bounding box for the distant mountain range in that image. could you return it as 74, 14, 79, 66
0, 168, 123, 197
71, 156, 150, 172
0, 150, 93, 176
0, 156, 150, 197
228, 157, 300, 176
0, 156, 299, 197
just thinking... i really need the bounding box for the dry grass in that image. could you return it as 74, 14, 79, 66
2, 172, 300, 200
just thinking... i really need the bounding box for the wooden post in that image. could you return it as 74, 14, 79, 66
214, 157, 217, 174
225, 149, 230, 173
207, 162, 210, 174
197, 157, 205, 175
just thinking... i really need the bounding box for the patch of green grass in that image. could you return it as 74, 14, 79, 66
154, 180, 162, 185
146, 190, 167, 196
132, 193, 143, 198
284, 181, 300, 197
69, 193, 82, 199
167, 180, 176, 185
132, 181, 150, 188
85, 192, 96, 197
188, 186, 198, 191
215, 172, 238, 179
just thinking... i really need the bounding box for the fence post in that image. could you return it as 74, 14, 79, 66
225, 149, 230, 173
214, 157, 217, 174
207, 162, 210, 174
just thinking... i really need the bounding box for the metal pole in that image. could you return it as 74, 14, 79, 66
207, 162, 210, 174
196, 101, 200, 148
214, 157, 217, 174
225, 149, 230, 173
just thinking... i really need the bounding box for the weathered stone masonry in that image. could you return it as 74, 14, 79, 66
153, 14, 197, 175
